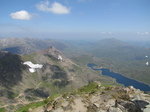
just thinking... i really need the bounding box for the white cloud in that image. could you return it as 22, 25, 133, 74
35, 1, 50, 12
137, 32, 149, 35
144, 32, 149, 34
100, 32, 106, 34
10, 10, 32, 20
36, 1, 70, 14
108, 32, 112, 34
100, 32, 112, 34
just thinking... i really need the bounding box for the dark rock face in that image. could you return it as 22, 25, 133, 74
53, 80, 70, 88
111, 99, 150, 112
50, 65, 62, 72
24, 88, 50, 99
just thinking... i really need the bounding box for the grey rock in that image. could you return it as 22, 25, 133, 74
93, 103, 100, 108
108, 107, 122, 112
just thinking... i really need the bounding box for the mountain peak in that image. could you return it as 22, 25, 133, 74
38, 46, 63, 59
37, 46, 73, 65
48, 46, 63, 58
98, 38, 125, 45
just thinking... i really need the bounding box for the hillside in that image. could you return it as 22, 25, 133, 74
0, 51, 24, 87
14, 82, 150, 112
0, 47, 117, 112
63, 38, 150, 85
0, 37, 67, 55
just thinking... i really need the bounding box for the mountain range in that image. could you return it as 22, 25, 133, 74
1, 37, 149, 85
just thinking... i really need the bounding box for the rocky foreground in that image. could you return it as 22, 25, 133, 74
27, 82, 150, 112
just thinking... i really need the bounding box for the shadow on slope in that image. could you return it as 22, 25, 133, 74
2, 47, 22, 54
0, 52, 24, 87
24, 88, 50, 100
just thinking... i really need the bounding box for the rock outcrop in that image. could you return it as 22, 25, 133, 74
40, 82, 150, 112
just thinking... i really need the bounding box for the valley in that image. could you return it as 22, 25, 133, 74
62, 38, 150, 86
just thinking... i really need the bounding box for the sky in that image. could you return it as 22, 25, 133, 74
0, 0, 150, 40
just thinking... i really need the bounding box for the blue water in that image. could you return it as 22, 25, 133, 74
88, 64, 150, 91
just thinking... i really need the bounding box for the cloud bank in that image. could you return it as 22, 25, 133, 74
10, 10, 32, 20
36, 1, 70, 14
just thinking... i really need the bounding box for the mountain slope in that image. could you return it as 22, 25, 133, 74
0, 47, 117, 112
0, 51, 24, 87
0, 37, 67, 55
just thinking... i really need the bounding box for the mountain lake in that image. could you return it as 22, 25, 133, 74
88, 63, 150, 92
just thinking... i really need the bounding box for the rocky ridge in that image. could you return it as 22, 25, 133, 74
32, 82, 150, 112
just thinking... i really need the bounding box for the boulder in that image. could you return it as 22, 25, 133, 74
108, 107, 122, 112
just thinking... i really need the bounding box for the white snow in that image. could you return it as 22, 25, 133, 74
29, 68, 36, 73
23, 61, 43, 73
146, 62, 149, 66
145, 55, 148, 58
58, 55, 63, 62
23, 61, 43, 68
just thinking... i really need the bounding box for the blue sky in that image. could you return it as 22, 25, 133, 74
0, 0, 150, 40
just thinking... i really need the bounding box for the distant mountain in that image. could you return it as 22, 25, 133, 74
0, 47, 116, 111
0, 37, 67, 55
84, 38, 149, 60
127, 40, 150, 48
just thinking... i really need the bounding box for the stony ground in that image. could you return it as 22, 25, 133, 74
31, 82, 150, 112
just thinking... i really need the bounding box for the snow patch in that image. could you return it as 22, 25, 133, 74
29, 68, 36, 73
23, 61, 43, 73
146, 62, 149, 66
145, 55, 148, 58
58, 55, 62, 62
